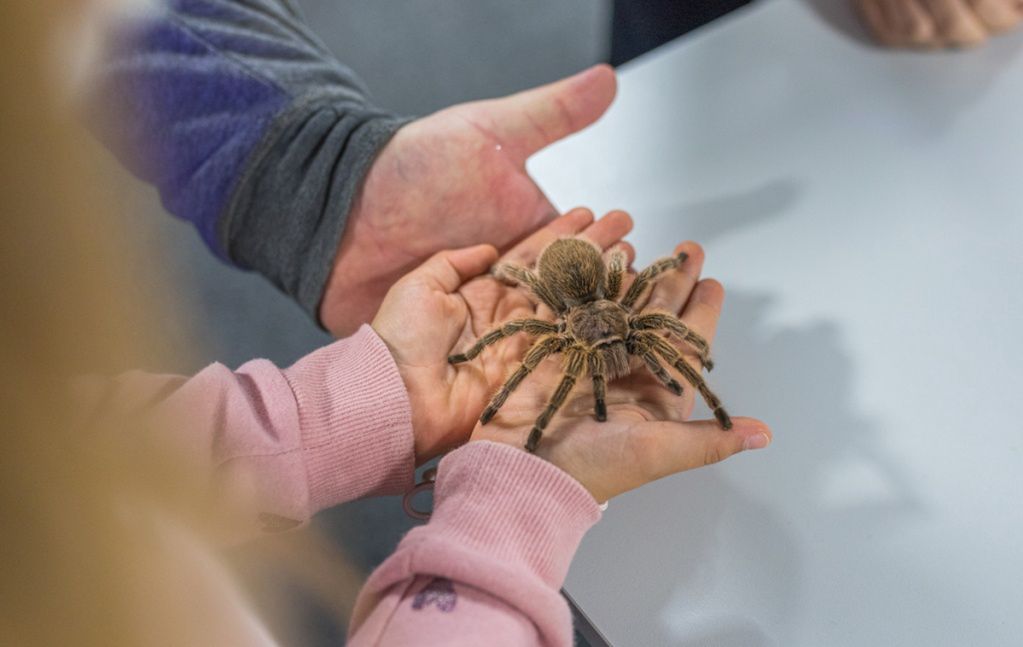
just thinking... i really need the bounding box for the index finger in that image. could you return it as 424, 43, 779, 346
679, 278, 725, 363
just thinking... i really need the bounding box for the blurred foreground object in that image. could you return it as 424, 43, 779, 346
0, 2, 360, 645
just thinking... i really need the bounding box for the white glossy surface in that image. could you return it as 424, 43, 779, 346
529, 1, 1023, 645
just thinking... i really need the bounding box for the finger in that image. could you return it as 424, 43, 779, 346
485, 65, 617, 160
640, 241, 705, 315
634, 417, 772, 482
500, 207, 595, 267
416, 244, 500, 293
920, 0, 988, 45
967, 0, 1021, 31
887, 0, 939, 45
680, 278, 725, 349
858, 0, 905, 46
604, 241, 636, 268
577, 209, 634, 251
623, 279, 723, 421
905, 0, 941, 44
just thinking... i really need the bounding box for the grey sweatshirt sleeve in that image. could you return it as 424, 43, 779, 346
98, 0, 411, 318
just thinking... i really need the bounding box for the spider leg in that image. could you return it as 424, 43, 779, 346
604, 248, 627, 301
493, 263, 566, 313
627, 335, 684, 396
525, 347, 586, 453
588, 352, 608, 421
480, 335, 567, 424
639, 332, 732, 430
448, 318, 559, 363
619, 252, 688, 311
630, 312, 714, 371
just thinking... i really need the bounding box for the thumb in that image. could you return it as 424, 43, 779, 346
637, 416, 772, 482
486, 64, 617, 159
414, 244, 500, 293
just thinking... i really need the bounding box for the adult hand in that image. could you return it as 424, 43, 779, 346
856, 0, 1021, 47
322, 65, 617, 337
469, 240, 772, 503
372, 208, 634, 465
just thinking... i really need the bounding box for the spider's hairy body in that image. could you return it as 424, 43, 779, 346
537, 237, 607, 306
449, 237, 732, 452
564, 301, 631, 379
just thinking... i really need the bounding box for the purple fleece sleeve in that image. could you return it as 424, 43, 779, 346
93, 0, 408, 315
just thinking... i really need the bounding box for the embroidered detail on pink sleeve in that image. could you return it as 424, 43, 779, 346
411, 577, 457, 612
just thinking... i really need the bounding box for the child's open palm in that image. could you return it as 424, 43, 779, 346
372, 208, 634, 463
372, 208, 770, 500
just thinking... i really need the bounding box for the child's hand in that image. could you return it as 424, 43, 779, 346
372, 208, 634, 465
470, 243, 771, 502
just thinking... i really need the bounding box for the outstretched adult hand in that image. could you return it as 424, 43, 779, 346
323, 65, 617, 337
372, 208, 633, 465
469, 238, 772, 503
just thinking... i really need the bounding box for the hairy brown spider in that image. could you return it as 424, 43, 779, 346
448, 237, 732, 452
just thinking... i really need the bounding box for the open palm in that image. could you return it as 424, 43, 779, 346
373, 208, 771, 491
324, 66, 617, 336
372, 209, 633, 463
464, 232, 772, 502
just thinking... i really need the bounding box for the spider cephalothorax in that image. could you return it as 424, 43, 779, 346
449, 237, 732, 452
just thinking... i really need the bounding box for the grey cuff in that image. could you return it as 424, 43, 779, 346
221, 95, 412, 322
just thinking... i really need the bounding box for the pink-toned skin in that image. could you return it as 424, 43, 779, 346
92, 324, 598, 646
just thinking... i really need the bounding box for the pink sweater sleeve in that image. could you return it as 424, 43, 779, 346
347, 441, 602, 647
80, 324, 415, 536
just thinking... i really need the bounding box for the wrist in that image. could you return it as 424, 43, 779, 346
471, 424, 612, 502
317, 121, 414, 337
318, 205, 404, 337
318, 223, 369, 337
419, 441, 602, 588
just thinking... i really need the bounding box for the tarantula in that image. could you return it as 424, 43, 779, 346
448, 237, 732, 452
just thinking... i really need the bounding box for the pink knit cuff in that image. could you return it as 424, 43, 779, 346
283, 324, 415, 512
351, 441, 602, 645
422, 441, 602, 589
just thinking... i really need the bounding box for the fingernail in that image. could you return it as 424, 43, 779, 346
743, 433, 771, 450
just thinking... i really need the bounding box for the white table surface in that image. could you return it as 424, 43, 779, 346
530, 1, 1023, 645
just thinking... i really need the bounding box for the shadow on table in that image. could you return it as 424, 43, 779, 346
574, 286, 932, 645
643, 179, 800, 248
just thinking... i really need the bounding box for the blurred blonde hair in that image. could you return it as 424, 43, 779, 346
0, 2, 362, 644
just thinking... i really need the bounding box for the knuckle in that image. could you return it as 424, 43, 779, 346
703, 444, 728, 466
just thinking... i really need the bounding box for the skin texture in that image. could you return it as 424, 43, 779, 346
323, 65, 618, 337
371, 208, 771, 501
857, 0, 1022, 47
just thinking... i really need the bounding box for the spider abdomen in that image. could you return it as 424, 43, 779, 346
537, 238, 606, 304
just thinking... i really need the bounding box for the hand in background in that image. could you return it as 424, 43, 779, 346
372, 208, 634, 465
323, 66, 618, 337
470, 240, 771, 503
857, 0, 1021, 47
